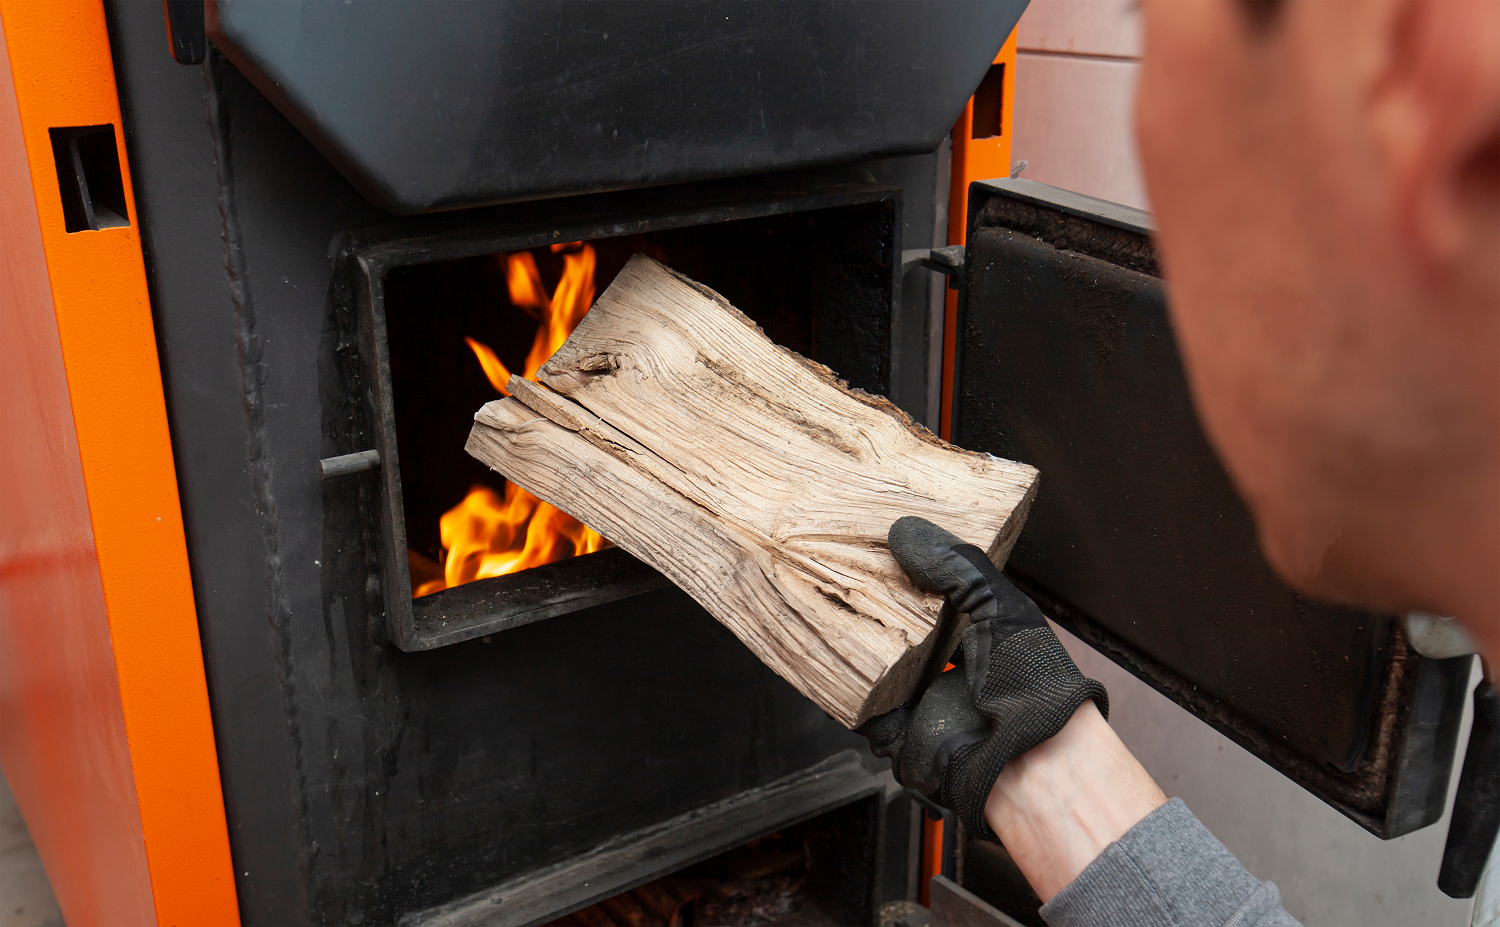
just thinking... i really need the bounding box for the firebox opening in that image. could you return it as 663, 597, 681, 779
542, 797, 878, 927
368, 190, 895, 649
383, 203, 893, 602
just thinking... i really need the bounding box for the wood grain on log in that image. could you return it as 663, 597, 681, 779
466, 255, 1038, 727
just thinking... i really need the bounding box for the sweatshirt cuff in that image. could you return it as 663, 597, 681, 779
1039, 798, 1275, 927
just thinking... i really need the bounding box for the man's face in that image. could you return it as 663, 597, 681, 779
1134, 0, 1499, 614
1135, 0, 1322, 588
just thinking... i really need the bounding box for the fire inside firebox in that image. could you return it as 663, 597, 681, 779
382, 203, 892, 607
408, 241, 610, 597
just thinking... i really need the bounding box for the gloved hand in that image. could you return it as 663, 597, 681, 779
860, 516, 1109, 839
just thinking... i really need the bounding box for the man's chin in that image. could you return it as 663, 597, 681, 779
1255, 514, 1405, 615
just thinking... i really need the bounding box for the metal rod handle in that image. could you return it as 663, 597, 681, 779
318, 449, 381, 481
1438, 677, 1500, 898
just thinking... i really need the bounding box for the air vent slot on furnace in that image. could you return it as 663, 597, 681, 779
49, 125, 129, 233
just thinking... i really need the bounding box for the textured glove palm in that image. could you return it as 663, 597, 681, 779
860, 516, 1109, 839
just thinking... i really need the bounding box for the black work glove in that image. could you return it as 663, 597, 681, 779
860, 516, 1109, 839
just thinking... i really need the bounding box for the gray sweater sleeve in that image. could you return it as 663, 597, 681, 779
1039, 798, 1301, 927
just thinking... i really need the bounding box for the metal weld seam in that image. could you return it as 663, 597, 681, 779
204, 53, 313, 891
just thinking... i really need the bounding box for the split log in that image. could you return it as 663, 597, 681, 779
465, 255, 1038, 728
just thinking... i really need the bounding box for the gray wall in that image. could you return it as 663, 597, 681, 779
0, 772, 61, 927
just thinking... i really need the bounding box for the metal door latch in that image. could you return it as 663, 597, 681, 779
902, 246, 965, 289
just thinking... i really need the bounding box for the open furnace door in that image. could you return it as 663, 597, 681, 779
949, 179, 1471, 840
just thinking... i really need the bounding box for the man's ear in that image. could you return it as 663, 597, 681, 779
1372, 0, 1500, 277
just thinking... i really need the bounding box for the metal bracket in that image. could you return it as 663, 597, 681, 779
902, 246, 965, 289
164, 0, 207, 65
908, 790, 959, 883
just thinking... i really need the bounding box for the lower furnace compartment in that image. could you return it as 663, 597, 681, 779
404, 752, 887, 927
541, 798, 878, 927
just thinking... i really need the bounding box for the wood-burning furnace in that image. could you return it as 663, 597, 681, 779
0, 2, 1481, 925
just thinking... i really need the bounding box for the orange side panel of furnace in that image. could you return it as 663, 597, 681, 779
0, 2, 239, 924
919, 28, 1018, 891
940, 31, 1017, 441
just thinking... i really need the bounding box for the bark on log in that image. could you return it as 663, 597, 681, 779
465, 255, 1038, 728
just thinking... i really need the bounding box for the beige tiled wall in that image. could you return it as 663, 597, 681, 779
1012, 0, 1148, 210
1012, 54, 1147, 210
1017, 0, 1141, 57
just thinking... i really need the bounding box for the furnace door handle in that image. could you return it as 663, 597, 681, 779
1438, 676, 1500, 898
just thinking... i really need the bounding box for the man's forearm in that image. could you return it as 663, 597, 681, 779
982, 701, 1167, 901
983, 704, 1301, 927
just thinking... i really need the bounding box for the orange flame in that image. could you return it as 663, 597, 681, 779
412, 483, 606, 597
418, 243, 608, 597
464, 336, 513, 396
506, 250, 548, 314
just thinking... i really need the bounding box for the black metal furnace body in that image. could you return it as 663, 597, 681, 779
105, 2, 994, 922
